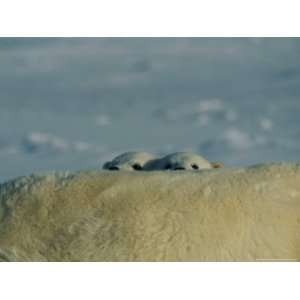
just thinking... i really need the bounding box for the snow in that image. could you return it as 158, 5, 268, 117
95, 115, 111, 126
22, 132, 70, 154
224, 128, 254, 150
259, 118, 273, 131
195, 99, 225, 113
0, 38, 300, 182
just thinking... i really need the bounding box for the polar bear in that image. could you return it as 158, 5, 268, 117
148, 152, 223, 171
1, 163, 300, 261
103, 151, 157, 171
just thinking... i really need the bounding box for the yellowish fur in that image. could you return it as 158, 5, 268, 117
0, 163, 299, 261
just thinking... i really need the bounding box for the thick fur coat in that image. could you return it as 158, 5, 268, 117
0, 163, 299, 261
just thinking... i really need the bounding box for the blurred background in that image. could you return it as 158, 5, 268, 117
0, 37, 300, 182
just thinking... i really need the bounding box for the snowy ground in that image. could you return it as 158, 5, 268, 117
1, 38, 300, 182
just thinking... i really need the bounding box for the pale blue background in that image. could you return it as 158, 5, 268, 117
1, 38, 300, 182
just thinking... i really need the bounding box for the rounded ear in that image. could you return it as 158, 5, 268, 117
211, 162, 223, 169
102, 161, 111, 169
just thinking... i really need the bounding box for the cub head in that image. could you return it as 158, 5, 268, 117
103, 152, 157, 171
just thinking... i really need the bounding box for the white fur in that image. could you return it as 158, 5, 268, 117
103, 152, 157, 171
0, 163, 299, 261
147, 152, 213, 170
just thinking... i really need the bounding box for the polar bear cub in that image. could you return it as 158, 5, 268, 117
103, 152, 157, 171
149, 152, 223, 171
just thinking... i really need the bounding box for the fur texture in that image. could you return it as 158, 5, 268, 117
103, 152, 157, 171
147, 152, 215, 170
0, 163, 300, 261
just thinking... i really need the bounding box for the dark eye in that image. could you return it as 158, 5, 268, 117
191, 164, 199, 170
108, 166, 119, 171
165, 164, 172, 170
132, 163, 142, 170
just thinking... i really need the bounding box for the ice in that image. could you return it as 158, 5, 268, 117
259, 118, 273, 131
73, 141, 92, 152
154, 98, 230, 124
195, 99, 224, 113
95, 115, 111, 126
22, 132, 70, 154
21, 132, 98, 156
224, 128, 254, 150
225, 110, 238, 122
1, 38, 300, 182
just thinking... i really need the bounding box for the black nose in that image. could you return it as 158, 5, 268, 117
108, 166, 119, 170
174, 167, 185, 170
132, 163, 142, 170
